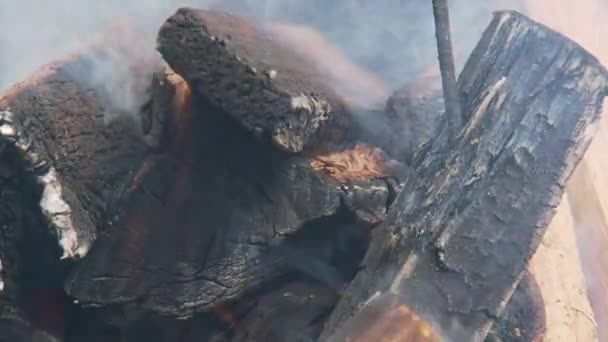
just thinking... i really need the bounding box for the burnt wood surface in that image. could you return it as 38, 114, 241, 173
64, 69, 405, 319
0, 39, 160, 341
1, 113, 84, 341
0, 54, 152, 260
0, 142, 30, 341
320, 11, 608, 341
157, 8, 351, 153
486, 271, 546, 342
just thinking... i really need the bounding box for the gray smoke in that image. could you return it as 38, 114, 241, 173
0, 0, 525, 98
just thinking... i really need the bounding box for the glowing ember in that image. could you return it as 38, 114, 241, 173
309, 144, 390, 183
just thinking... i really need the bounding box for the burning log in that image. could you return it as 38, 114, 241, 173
0, 27, 163, 340
0, 54, 154, 260
320, 10, 608, 341
63, 68, 406, 320
156, 8, 352, 153
1, 5, 603, 341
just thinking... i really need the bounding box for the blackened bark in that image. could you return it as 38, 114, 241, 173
156, 8, 352, 153
0, 55, 153, 260
320, 11, 608, 341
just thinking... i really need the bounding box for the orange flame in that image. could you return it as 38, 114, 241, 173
309, 144, 390, 183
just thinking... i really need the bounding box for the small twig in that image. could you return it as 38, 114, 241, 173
432, 0, 462, 142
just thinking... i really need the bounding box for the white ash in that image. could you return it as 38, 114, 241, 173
0, 109, 90, 259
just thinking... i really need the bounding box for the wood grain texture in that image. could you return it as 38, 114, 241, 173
320, 11, 608, 341
64, 70, 407, 319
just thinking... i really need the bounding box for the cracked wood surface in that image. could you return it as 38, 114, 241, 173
64, 70, 406, 319
320, 10, 608, 341
157, 8, 352, 153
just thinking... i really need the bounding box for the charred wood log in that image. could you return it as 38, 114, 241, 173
320, 11, 608, 341
64, 70, 406, 319
156, 8, 352, 153
319, 271, 545, 342
486, 271, 546, 342
0, 32, 162, 341
432, 0, 463, 142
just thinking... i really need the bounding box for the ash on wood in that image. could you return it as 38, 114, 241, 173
157, 8, 351, 153
0, 55, 153, 260
0, 141, 63, 342
0, 38, 159, 340
320, 11, 608, 341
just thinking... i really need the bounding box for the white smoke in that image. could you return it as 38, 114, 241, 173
0, 0, 526, 96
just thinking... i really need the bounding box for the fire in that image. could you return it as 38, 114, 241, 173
309, 144, 390, 183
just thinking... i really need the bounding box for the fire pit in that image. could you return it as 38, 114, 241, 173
0, 4, 606, 342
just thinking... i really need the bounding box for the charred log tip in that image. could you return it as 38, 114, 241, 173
157, 7, 352, 154
0, 109, 91, 260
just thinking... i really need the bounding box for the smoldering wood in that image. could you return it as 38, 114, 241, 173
486, 271, 546, 342
0, 55, 153, 260
381, 73, 444, 164
0, 6, 596, 342
0, 38, 161, 341
320, 10, 608, 341
64, 70, 406, 320
156, 8, 352, 154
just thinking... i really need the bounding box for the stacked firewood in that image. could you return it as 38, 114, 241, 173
0, 6, 606, 342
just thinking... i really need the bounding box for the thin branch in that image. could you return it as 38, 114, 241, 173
432, 0, 462, 142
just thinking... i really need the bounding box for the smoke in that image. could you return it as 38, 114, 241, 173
0, 0, 526, 102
